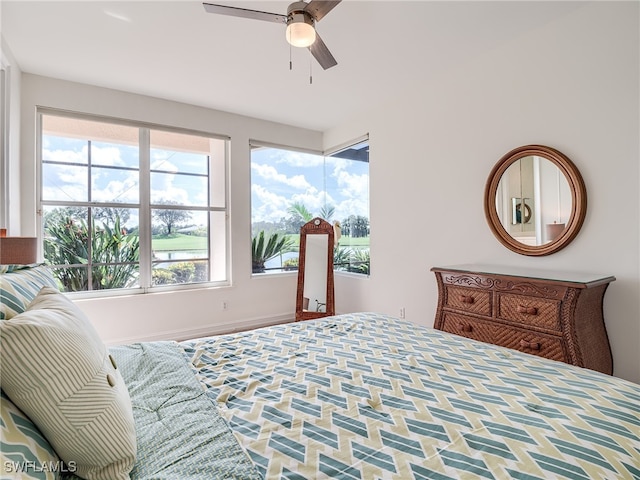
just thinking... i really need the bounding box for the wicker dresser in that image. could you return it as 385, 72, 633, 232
431, 265, 615, 374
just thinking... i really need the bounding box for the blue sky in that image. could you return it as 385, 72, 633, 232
42, 136, 369, 229
251, 147, 369, 224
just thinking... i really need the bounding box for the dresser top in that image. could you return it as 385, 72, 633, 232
431, 264, 615, 287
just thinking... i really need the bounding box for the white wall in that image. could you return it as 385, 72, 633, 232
13, 2, 639, 383
326, 2, 640, 383
19, 74, 322, 343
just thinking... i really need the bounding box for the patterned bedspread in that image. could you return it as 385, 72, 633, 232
180, 312, 640, 480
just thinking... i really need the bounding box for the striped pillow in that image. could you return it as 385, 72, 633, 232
0, 265, 33, 273
1, 391, 61, 480
0, 287, 136, 480
0, 265, 59, 320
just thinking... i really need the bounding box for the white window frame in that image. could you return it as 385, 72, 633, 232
37, 108, 230, 297
249, 135, 370, 276
0, 59, 10, 231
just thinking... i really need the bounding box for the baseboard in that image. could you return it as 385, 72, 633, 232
105, 313, 295, 345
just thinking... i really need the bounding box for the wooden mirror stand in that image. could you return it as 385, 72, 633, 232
295, 217, 335, 321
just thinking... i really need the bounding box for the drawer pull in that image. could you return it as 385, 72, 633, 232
459, 295, 475, 305
517, 305, 539, 315
520, 339, 541, 350
458, 323, 473, 333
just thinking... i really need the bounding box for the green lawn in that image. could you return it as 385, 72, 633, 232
338, 235, 370, 247
152, 233, 369, 252
152, 234, 207, 251
285, 234, 369, 248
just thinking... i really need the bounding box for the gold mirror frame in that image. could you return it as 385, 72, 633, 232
484, 145, 587, 256
295, 217, 335, 321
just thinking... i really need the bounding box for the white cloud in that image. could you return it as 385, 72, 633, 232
152, 161, 178, 173
252, 184, 291, 222
252, 162, 310, 190
42, 184, 86, 203
334, 197, 368, 220
327, 156, 349, 173
57, 168, 86, 186
41, 162, 87, 202
290, 191, 326, 214
91, 146, 125, 167
92, 178, 139, 203
151, 154, 178, 173
336, 170, 369, 198
271, 150, 324, 168
151, 186, 189, 205
43, 147, 86, 164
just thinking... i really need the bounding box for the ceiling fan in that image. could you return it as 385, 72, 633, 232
203, 1, 341, 70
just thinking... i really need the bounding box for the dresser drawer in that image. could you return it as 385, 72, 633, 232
443, 286, 492, 316
433, 267, 614, 373
441, 313, 568, 363
440, 313, 490, 342
497, 293, 561, 331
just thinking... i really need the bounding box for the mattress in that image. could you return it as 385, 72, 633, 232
176, 312, 640, 479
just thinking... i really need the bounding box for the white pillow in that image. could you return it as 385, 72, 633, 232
0, 287, 136, 480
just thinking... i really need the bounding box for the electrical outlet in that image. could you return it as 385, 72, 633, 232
400, 307, 406, 319
222, 301, 228, 310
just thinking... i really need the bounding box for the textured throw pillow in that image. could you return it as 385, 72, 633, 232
1, 391, 61, 480
0, 264, 31, 274
0, 287, 136, 480
0, 264, 59, 319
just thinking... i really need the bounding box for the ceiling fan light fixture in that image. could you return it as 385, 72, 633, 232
286, 13, 316, 47
203, 1, 339, 69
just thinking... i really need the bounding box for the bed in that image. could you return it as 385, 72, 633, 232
2, 265, 640, 480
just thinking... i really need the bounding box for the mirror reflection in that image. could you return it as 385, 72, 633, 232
484, 144, 587, 256
302, 234, 328, 312
496, 156, 572, 246
295, 218, 335, 321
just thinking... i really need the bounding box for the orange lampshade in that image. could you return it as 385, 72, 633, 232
0, 237, 38, 264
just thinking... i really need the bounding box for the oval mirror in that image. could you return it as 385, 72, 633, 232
484, 145, 587, 256
295, 217, 335, 321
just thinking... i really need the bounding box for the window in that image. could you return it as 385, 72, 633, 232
250, 139, 369, 275
39, 110, 228, 293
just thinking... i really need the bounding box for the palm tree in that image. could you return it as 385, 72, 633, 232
251, 230, 295, 273
288, 202, 313, 223
288, 202, 335, 225
319, 205, 335, 222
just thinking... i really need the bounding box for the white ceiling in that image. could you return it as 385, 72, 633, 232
1, 1, 584, 131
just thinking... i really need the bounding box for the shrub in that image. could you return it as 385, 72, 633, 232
283, 257, 299, 271
152, 268, 174, 285
252, 231, 294, 273
350, 249, 370, 275
44, 215, 139, 292
170, 262, 195, 283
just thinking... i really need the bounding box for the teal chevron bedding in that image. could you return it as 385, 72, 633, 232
180, 312, 640, 480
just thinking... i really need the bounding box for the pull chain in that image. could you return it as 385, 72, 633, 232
287, 41, 313, 85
